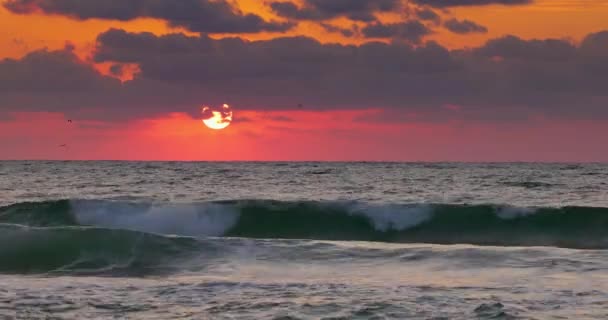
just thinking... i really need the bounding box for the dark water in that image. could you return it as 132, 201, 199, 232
1, 161, 608, 319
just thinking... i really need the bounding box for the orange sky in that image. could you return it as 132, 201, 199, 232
2, 0, 608, 161
3, 0, 608, 59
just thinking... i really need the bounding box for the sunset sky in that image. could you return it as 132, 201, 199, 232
1, 0, 608, 161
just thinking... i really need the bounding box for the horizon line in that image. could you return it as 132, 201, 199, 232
1, 160, 606, 164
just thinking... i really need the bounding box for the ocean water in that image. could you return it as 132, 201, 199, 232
1, 161, 608, 319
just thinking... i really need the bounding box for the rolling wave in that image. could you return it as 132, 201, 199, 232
0, 223, 204, 275
1, 199, 607, 250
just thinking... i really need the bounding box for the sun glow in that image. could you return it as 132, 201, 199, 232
202, 104, 233, 130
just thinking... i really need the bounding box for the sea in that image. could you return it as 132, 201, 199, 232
1, 161, 607, 319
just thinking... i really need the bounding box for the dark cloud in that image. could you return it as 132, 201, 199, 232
470, 33, 608, 95
415, 8, 441, 23
270, 0, 401, 22
475, 35, 577, 60
0, 48, 119, 92
412, 0, 532, 7
361, 21, 432, 43
3, 0, 293, 33
2, 29, 608, 122
0, 47, 213, 120
580, 31, 608, 57
444, 18, 488, 34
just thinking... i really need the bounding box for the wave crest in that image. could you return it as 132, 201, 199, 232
1, 199, 608, 249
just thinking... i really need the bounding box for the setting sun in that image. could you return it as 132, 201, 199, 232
202, 104, 233, 130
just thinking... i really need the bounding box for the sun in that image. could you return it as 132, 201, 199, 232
202, 104, 233, 130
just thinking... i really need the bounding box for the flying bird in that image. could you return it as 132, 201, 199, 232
67, 120, 72, 123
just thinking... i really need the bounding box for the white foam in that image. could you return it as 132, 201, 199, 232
347, 203, 433, 231
70, 200, 240, 237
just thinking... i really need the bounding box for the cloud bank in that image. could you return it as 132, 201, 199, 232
2, 29, 607, 121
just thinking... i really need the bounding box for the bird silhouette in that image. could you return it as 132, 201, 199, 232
67, 120, 72, 123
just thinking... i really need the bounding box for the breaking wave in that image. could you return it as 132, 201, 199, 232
1, 199, 607, 250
